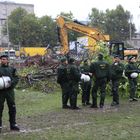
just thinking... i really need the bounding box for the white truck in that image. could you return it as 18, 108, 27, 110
3, 49, 16, 60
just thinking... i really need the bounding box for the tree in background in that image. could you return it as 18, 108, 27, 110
8, 8, 42, 47
8, 8, 27, 46
39, 15, 58, 47
88, 8, 106, 30
89, 5, 136, 41
7, 5, 136, 48
20, 14, 42, 47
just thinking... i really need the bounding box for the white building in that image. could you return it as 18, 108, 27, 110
0, 1, 34, 47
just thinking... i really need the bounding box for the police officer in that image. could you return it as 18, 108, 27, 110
90, 53, 110, 108
125, 56, 138, 102
67, 58, 81, 109
57, 57, 70, 109
110, 55, 124, 106
80, 59, 92, 106
0, 55, 19, 132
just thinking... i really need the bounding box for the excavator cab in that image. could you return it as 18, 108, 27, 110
109, 41, 139, 60
109, 41, 124, 59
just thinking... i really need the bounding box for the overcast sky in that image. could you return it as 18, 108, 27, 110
4, 0, 140, 31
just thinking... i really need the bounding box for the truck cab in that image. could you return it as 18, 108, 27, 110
109, 41, 124, 59
109, 41, 138, 60
4, 49, 16, 60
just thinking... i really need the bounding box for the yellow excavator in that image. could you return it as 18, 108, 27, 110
56, 16, 109, 55
56, 16, 138, 60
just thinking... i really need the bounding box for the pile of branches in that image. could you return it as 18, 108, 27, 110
16, 55, 60, 93
16, 54, 60, 67
16, 53, 83, 93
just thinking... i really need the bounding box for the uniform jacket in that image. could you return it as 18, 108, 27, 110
90, 60, 110, 79
67, 63, 81, 82
110, 62, 124, 80
125, 62, 138, 79
80, 63, 90, 76
0, 64, 19, 91
57, 64, 68, 85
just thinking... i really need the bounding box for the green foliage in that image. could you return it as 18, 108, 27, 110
8, 8, 28, 45
8, 8, 43, 46
17, 66, 38, 89
89, 41, 113, 64
119, 76, 129, 97
18, 65, 38, 77
8, 8, 58, 47
59, 11, 74, 20
88, 8, 106, 29
7, 5, 137, 48
17, 66, 59, 93
88, 5, 136, 41
98, 41, 113, 63
39, 15, 58, 47
21, 14, 42, 46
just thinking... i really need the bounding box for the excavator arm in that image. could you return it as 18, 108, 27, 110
56, 16, 69, 55
56, 16, 108, 55
65, 22, 105, 41
57, 26, 69, 55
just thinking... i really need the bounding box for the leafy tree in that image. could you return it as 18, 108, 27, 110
20, 14, 42, 46
105, 5, 136, 41
88, 5, 136, 41
39, 15, 58, 47
58, 11, 74, 20
88, 8, 106, 30
8, 8, 43, 47
8, 8, 27, 45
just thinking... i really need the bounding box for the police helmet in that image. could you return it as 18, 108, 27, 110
60, 57, 67, 63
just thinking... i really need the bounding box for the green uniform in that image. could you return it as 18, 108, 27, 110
0, 64, 19, 127
57, 63, 69, 108
90, 59, 110, 108
110, 62, 124, 105
125, 62, 138, 99
80, 63, 91, 105
67, 63, 81, 109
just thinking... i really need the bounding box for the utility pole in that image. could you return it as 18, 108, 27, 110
5, 1, 10, 57
129, 15, 132, 42
129, 15, 132, 44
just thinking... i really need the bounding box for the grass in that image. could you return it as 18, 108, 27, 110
0, 89, 140, 140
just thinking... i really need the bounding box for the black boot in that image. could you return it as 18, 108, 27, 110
10, 124, 20, 131
62, 105, 71, 109
9, 106, 20, 131
0, 126, 2, 133
0, 119, 2, 133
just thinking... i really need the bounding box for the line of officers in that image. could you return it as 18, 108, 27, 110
57, 53, 139, 110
